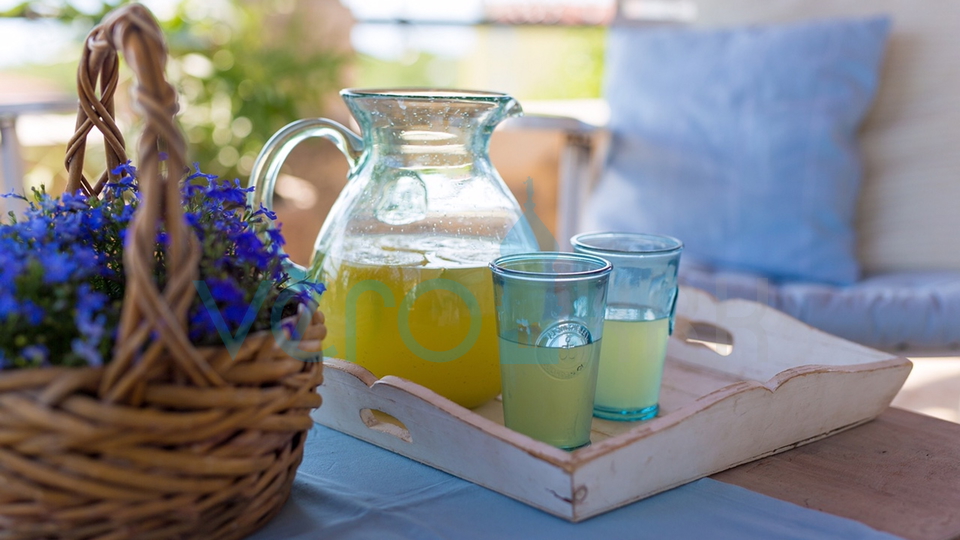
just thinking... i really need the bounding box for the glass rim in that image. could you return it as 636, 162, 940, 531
570, 232, 683, 256
490, 252, 612, 282
341, 87, 514, 102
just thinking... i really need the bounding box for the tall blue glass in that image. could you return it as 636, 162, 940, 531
571, 233, 683, 421
490, 253, 612, 450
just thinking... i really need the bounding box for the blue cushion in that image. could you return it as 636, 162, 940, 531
681, 264, 960, 352
584, 17, 891, 285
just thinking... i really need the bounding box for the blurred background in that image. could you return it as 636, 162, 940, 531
0, 0, 640, 264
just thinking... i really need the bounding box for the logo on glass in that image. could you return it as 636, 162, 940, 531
536, 321, 592, 380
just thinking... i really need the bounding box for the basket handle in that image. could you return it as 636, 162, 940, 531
65, 4, 226, 403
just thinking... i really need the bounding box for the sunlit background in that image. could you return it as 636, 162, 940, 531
0, 0, 625, 278
0, 0, 616, 188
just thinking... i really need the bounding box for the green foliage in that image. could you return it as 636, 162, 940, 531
1, 0, 346, 182
161, 1, 346, 180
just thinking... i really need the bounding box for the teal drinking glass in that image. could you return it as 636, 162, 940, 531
490, 252, 612, 450
571, 233, 683, 421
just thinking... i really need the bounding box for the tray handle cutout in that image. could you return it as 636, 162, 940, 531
674, 318, 734, 357
360, 409, 413, 443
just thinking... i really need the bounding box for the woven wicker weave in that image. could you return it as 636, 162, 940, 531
0, 5, 325, 539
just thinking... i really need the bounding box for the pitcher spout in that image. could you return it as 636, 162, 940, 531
498, 96, 523, 124
340, 88, 523, 160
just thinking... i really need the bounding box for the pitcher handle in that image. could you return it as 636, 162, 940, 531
248, 118, 364, 281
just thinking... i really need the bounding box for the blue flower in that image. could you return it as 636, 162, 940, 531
189, 311, 215, 342
1, 161, 313, 369
207, 277, 246, 308
76, 284, 107, 314
266, 227, 285, 247
38, 251, 76, 284
60, 191, 88, 211
20, 301, 45, 325
111, 161, 138, 180
72, 303, 106, 367
105, 175, 137, 193
71, 338, 103, 367
253, 203, 278, 221
73, 248, 101, 276
293, 281, 326, 308
306, 282, 326, 295
222, 304, 250, 328
20, 218, 49, 240
0, 292, 17, 321
190, 277, 255, 339
21, 344, 49, 366
207, 179, 251, 206
119, 202, 137, 222
0, 256, 24, 285
186, 163, 218, 184
233, 230, 272, 270
83, 206, 105, 229
37, 193, 61, 214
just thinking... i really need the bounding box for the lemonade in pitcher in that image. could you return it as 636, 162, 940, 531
316, 235, 503, 408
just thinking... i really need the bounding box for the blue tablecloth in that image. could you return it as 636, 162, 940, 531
249, 426, 903, 540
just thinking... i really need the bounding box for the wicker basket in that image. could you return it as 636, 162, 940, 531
0, 5, 325, 539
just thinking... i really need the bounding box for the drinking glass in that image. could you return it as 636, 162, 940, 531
490, 252, 612, 450
571, 233, 683, 421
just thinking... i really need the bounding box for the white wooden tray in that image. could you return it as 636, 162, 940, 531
310, 286, 912, 522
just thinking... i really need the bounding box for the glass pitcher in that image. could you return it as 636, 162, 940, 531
249, 89, 538, 408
